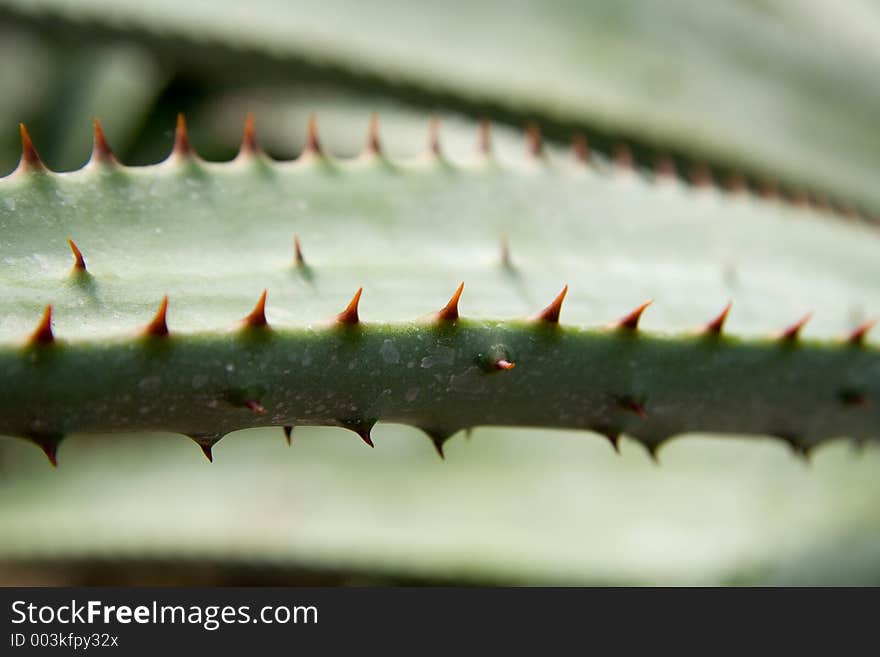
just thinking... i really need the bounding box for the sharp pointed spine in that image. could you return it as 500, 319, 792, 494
614, 143, 633, 169
500, 235, 512, 269
478, 120, 492, 158
67, 238, 86, 272
143, 296, 169, 337
29, 305, 54, 346
572, 134, 589, 163
704, 302, 732, 335
90, 118, 117, 166
436, 282, 464, 322
173, 113, 193, 159
777, 313, 812, 341
283, 425, 293, 446
18, 124, 46, 173
304, 113, 322, 157
614, 300, 653, 331
428, 118, 442, 159
238, 112, 259, 158
293, 235, 306, 267
534, 285, 568, 324
242, 290, 269, 329
654, 155, 677, 179
365, 114, 381, 156
526, 123, 542, 158
847, 319, 876, 346
337, 288, 363, 325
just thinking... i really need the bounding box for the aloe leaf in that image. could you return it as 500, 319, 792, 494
3, 0, 880, 213
0, 118, 877, 464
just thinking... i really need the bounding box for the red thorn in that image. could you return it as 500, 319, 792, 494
725, 172, 747, 194
304, 113, 322, 156
143, 296, 169, 337
436, 282, 464, 322
365, 114, 381, 156
428, 118, 442, 158
359, 431, 374, 448
777, 313, 812, 341
293, 235, 306, 267
614, 300, 653, 331
645, 443, 660, 464
173, 113, 192, 158
704, 302, 732, 335
620, 398, 648, 420
654, 155, 677, 178
526, 123, 542, 157
535, 285, 568, 324
18, 123, 46, 172
239, 112, 259, 157
29, 305, 54, 345
848, 319, 876, 346
283, 425, 293, 446
245, 400, 265, 414
572, 134, 589, 162
242, 290, 269, 329
614, 143, 633, 169
494, 359, 516, 371
478, 121, 492, 157
337, 287, 363, 325
67, 238, 86, 272
689, 163, 713, 187
91, 118, 117, 165
760, 181, 779, 200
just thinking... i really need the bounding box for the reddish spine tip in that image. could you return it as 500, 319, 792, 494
242, 290, 269, 329
144, 296, 169, 337
847, 319, 876, 346
572, 134, 589, 162
478, 120, 492, 157
304, 113, 322, 156
760, 181, 779, 200
725, 172, 747, 194
29, 305, 54, 345
18, 123, 46, 172
91, 118, 117, 165
239, 112, 259, 157
245, 400, 265, 414
654, 155, 677, 179
359, 431, 375, 448
535, 285, 568, 324
337, 287, 363, 325
526, 122, 542, 158
619, 398, 648, 420
428, 118, 442, 158
615, 300, 653, 331
365, 113, 381, 156
173, 113, 192, 158
778, 313, 812, 341
283, 425, 293, 446
494, 359, 516, 371
704, 301, 732, 335
689, 163, 713, 188
293, 235, 306, 267
614, 143, 633, 169
38, 440, 59, 467
436, 282, 464, 322
67, 238, 86, 272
